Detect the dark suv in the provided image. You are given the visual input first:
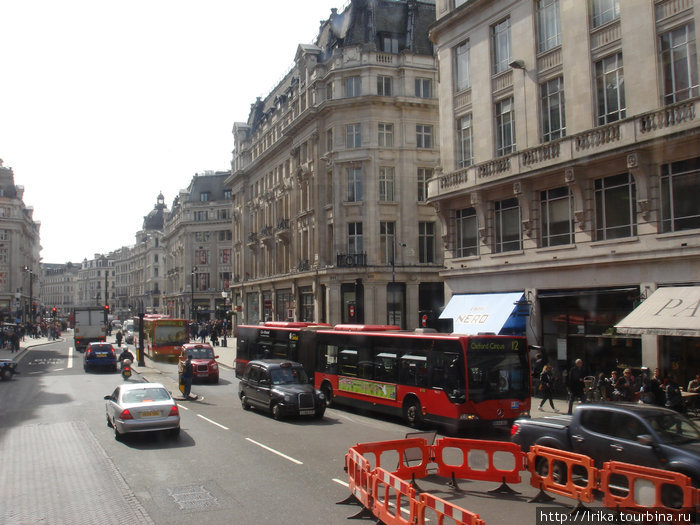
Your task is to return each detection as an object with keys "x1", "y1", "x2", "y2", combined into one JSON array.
[
  {"x1": 239, "y1": 360, "x2": 326, "y2": 420},
  {"x1": 84, "y1": 342, "x2": 118, "y2": 372}
]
